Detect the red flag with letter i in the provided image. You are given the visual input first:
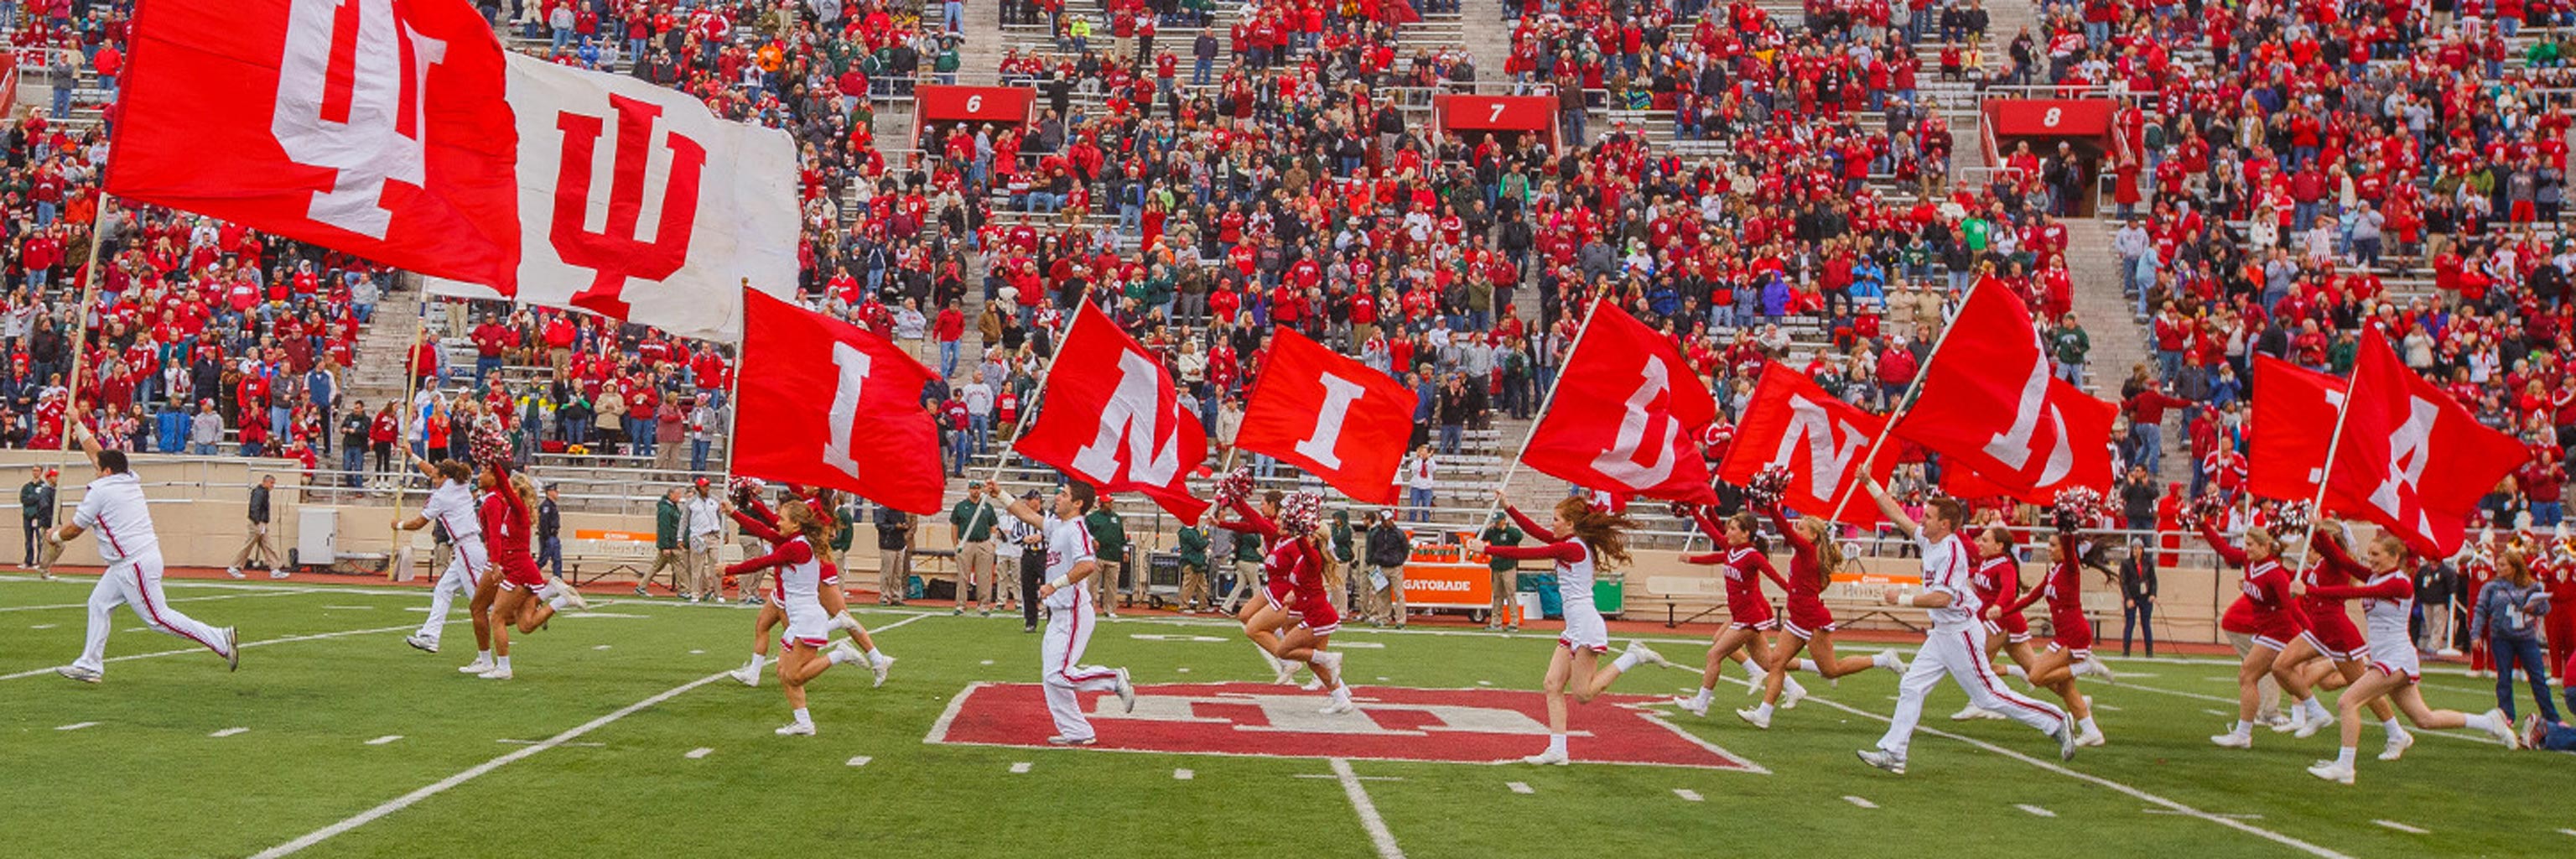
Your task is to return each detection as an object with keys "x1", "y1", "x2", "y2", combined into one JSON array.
[
  {"x1": 1234, "y1": 331, "x2": 1416, "y2": 505},
  {"x1": 732, "y1": 291, "x2": 944, "y2": 514}
]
